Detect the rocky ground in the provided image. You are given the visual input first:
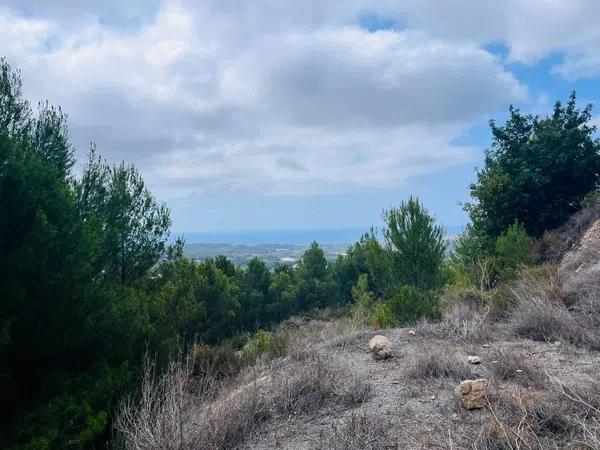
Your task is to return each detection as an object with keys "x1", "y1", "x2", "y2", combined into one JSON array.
[{"x1": 239, "y1": 325, "x2": 600, "y2": 449}]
